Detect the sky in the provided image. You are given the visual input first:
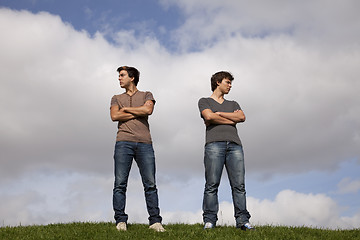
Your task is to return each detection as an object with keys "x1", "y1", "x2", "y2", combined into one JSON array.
[{"x1": 0, "y1": 0, "x2": 359, "y2": 229}]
